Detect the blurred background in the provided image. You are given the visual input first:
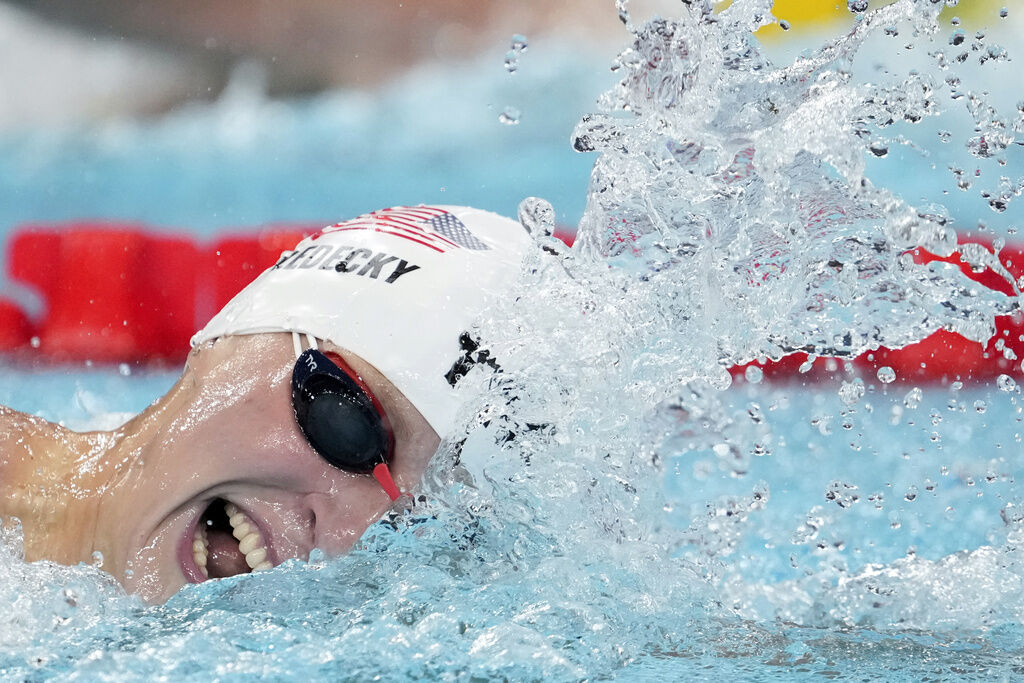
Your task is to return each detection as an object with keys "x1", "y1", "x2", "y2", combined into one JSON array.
[
  {"x1": 0, "y1": 0, "x2": 1016, "y2": 230},
  {"x1": 0, "y1": 0, "x2": 664, "y2": 233}
]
